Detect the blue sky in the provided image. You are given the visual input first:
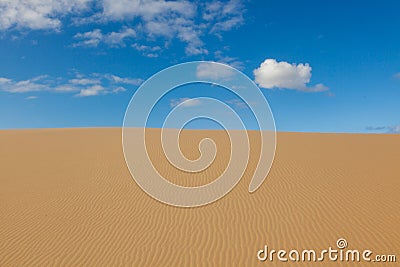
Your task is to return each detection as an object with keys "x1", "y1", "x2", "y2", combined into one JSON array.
[{"x1": 0, "y1": 0, "x2": 399, "y2": 133}]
